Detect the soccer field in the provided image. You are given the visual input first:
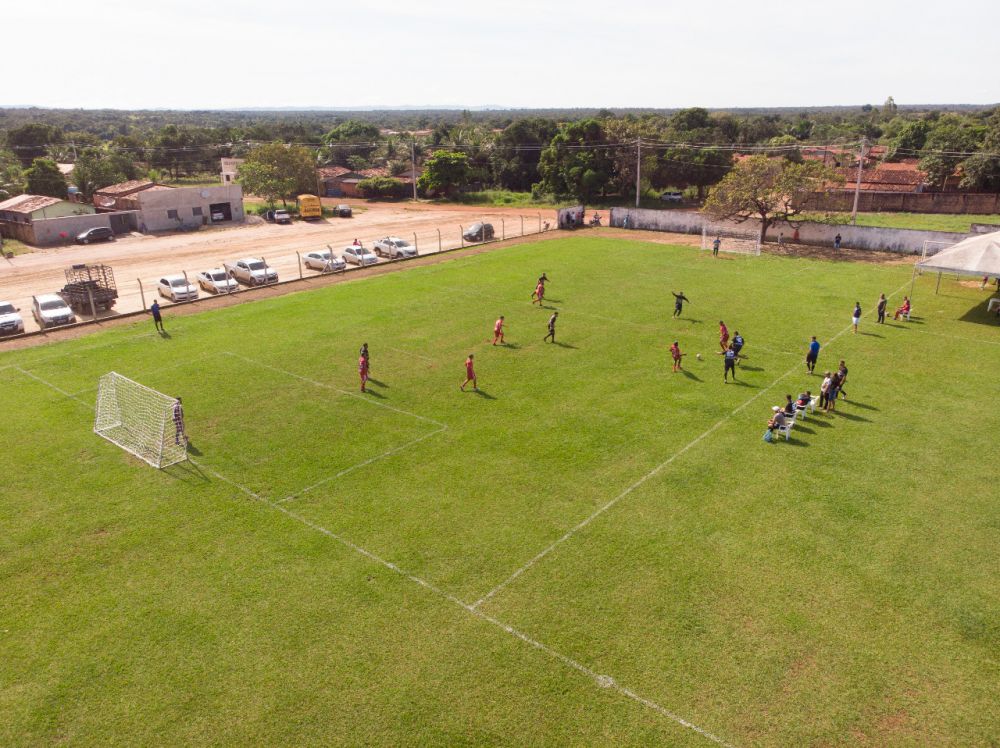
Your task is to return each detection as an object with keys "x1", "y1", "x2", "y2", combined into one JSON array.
[{"x1": 1, "y1": 236, "x2": 998, "y2": 746}]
